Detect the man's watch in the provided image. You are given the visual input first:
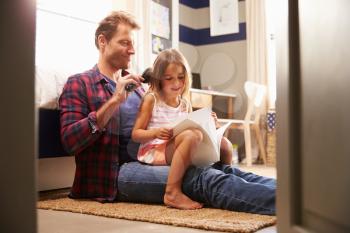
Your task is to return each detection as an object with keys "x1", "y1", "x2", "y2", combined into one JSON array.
[{"x1": 88, "y1": 112, "x2": 100, "y2": 134}]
